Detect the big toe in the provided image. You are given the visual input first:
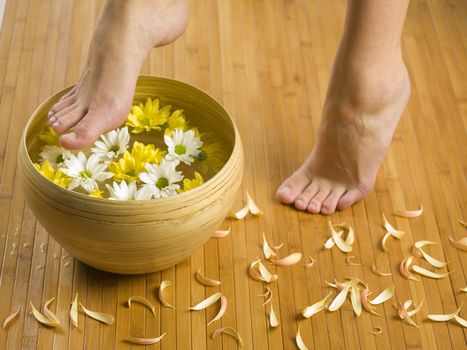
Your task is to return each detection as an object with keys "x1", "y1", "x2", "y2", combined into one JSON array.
[{"x1": 276, "y1": 168, "x2": 311, "y2": 205}]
